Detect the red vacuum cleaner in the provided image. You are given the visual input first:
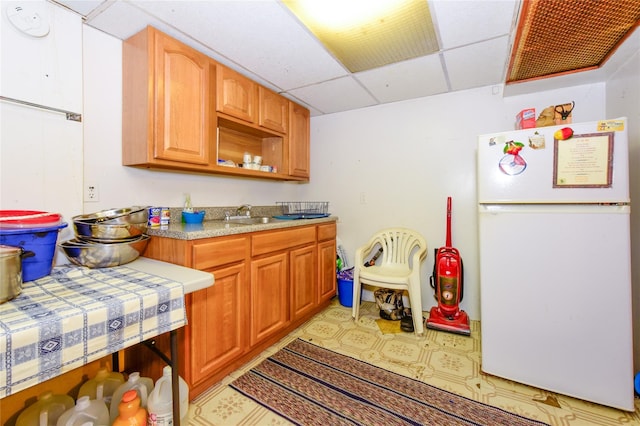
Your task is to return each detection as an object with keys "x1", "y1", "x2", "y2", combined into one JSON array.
[{"x1": 426, "y1": 197, "x2": 471, "y2": 336}]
